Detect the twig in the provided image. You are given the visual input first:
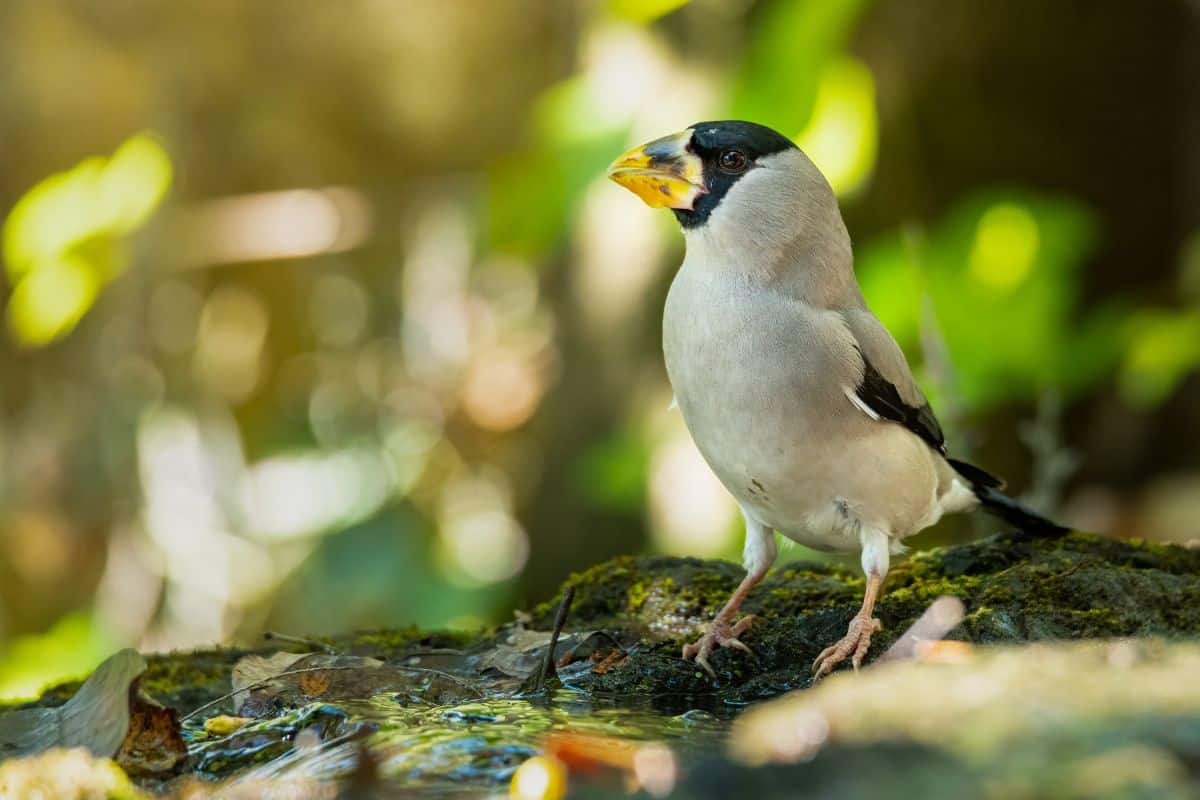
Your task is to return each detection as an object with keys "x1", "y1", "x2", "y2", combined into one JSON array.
[
  {"x1": 182, "y1": 663, "x2": 482, "y2": 723},
  {"x1": 264, "y1": 631, "x2": 338, "y2": 654},
  {"x1": 533, "y1": 587, "x2": 574, "y2": 693},
  {"x1": 182, "y1": 666, "x2": 365, "y2": 722},
  {"x1": 1018, "y1": 391, "x2": 1080, "y2": 515}
]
